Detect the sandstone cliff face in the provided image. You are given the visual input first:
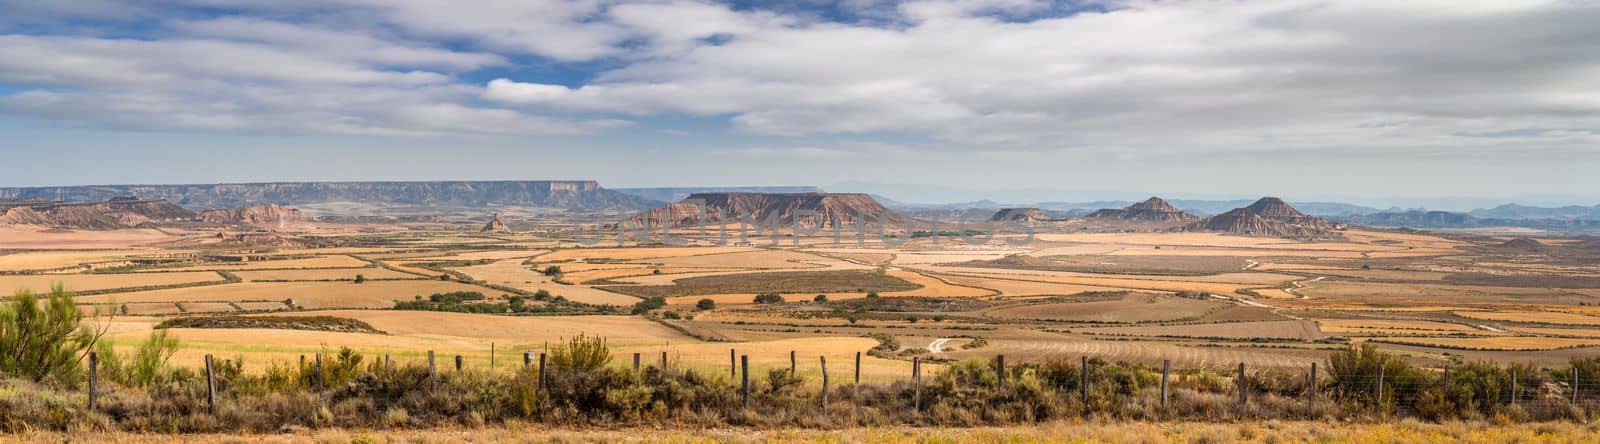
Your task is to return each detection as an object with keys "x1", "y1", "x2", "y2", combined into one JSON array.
[
  {"x1": 0, "y1": 197, "x2": 194, "y2": 229},
  {"x1": 990, "y1": 208, "x2": 1053, "y2": 222},
  {"x1": 1085, "y1": 197, "x2": 1199, "y2": 222},
  {"x1": 199, "y1": 205, "x2": 307, "y2": 225},
  {"x1": 0, "y1": 181, "x2": 658, "y2": 211},
  {"x1": 633, "y1": 193, "x2": 901, "y2": 228},
  {"x1": 1181, "y1": 197, "x2": 1343, "y2": 237}
]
